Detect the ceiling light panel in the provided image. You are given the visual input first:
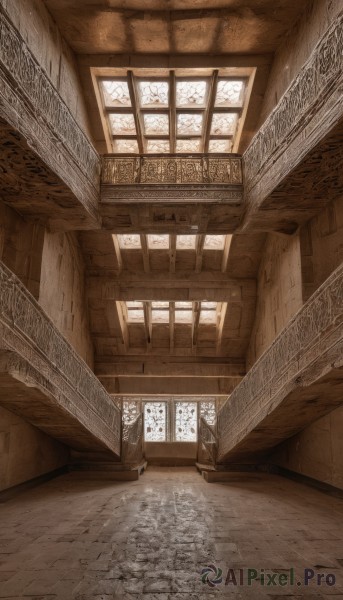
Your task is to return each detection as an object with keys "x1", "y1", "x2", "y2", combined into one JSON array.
[
  {"x1": 200, "y1": 309, "x2": 217, "y2": 324},
  {"x1": 152, "y1": 310, "x2": 169, "y2": 324},
  {"x1": 174, "y1": 310, "x2": 193, "y2": 324},
  {"x1": 208, "y1": 139, "x2": 232, "y2": 153}
]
